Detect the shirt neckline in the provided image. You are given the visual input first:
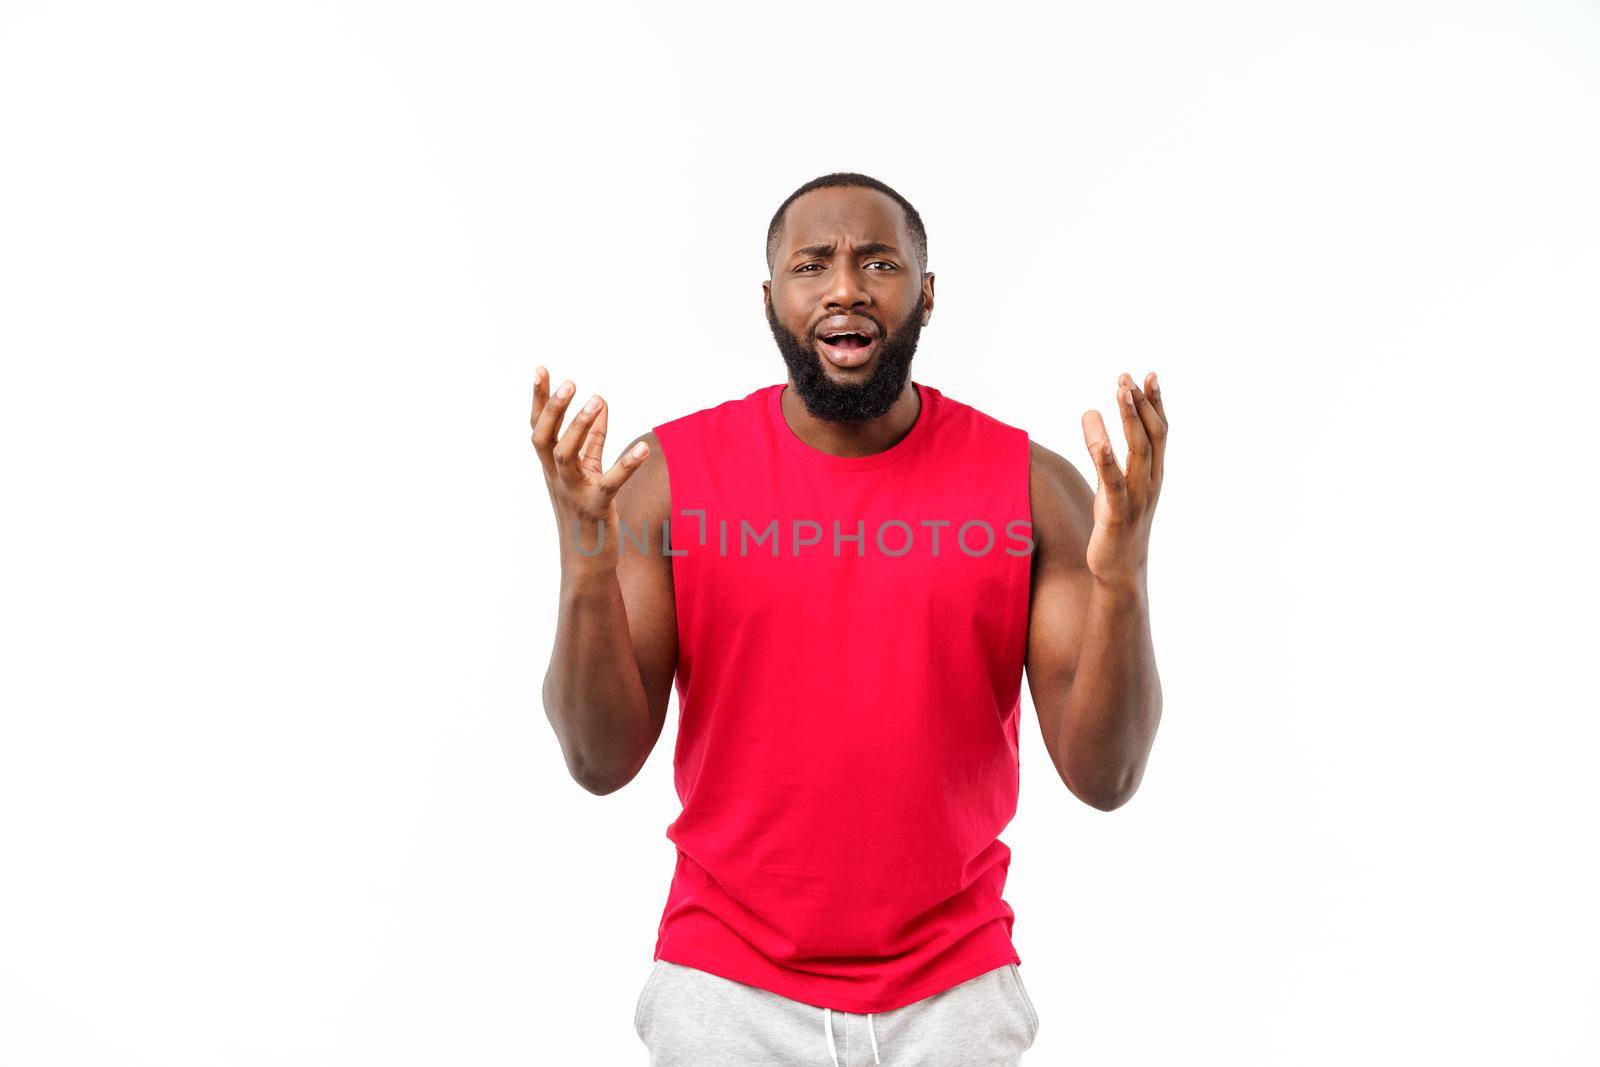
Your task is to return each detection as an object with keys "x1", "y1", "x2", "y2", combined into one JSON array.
[{"x1": 767, "y1": 380, "x2": 938, "y2": 471}]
